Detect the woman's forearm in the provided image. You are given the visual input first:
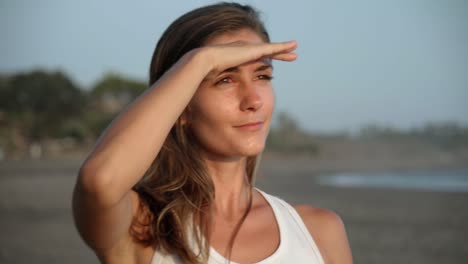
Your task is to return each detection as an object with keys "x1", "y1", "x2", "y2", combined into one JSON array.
[{"x1": 78, "y1": 49, "x2": 211, "y2": 206}]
